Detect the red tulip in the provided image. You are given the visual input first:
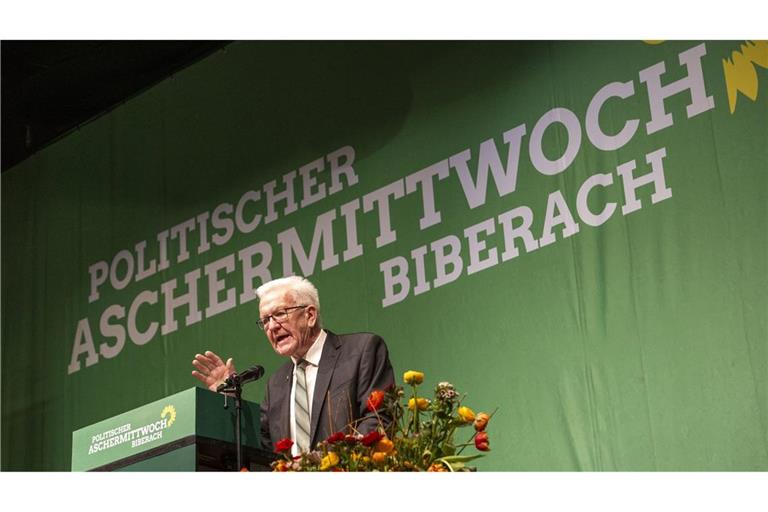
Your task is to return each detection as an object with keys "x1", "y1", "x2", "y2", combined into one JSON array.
[
  {"x1": 274, "y1": 438, "x2": 294, "y2": 453},
  {"x1": 475, "y1": 431, "x2": 490, "y2": 451},
  {"x1": 366, "y1": 389, "x2": 385, "y2": 412},
  {"x1": 325, "y1": 432, "x2": 345, "y2": 444},
  {"x1": 361, "y1": 431, "x2": 384, "y2": 447}
]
